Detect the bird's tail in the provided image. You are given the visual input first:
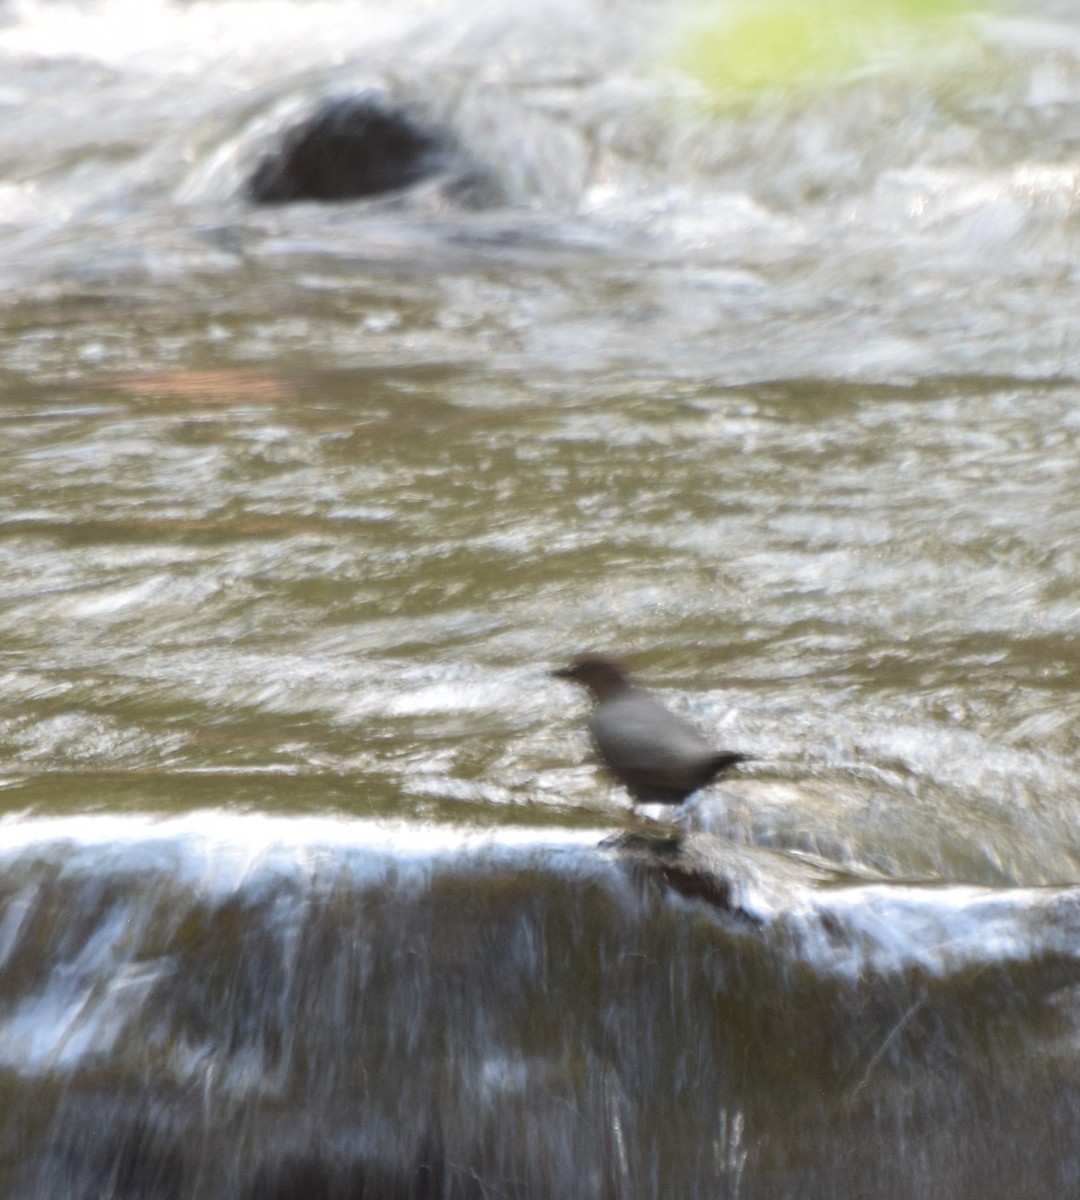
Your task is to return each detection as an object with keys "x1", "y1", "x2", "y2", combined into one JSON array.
[{"x1": 706, "y1": 751, "x2": 754, "y2": 779}]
